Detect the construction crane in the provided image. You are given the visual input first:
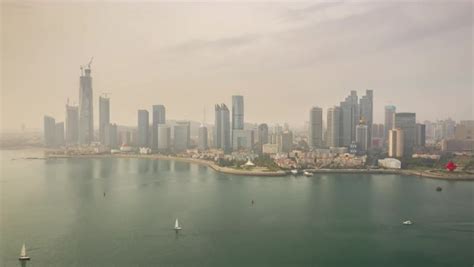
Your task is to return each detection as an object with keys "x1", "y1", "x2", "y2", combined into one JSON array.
[{"x1": 87, "y1": 57, "x2": 94, "y2": 68}]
